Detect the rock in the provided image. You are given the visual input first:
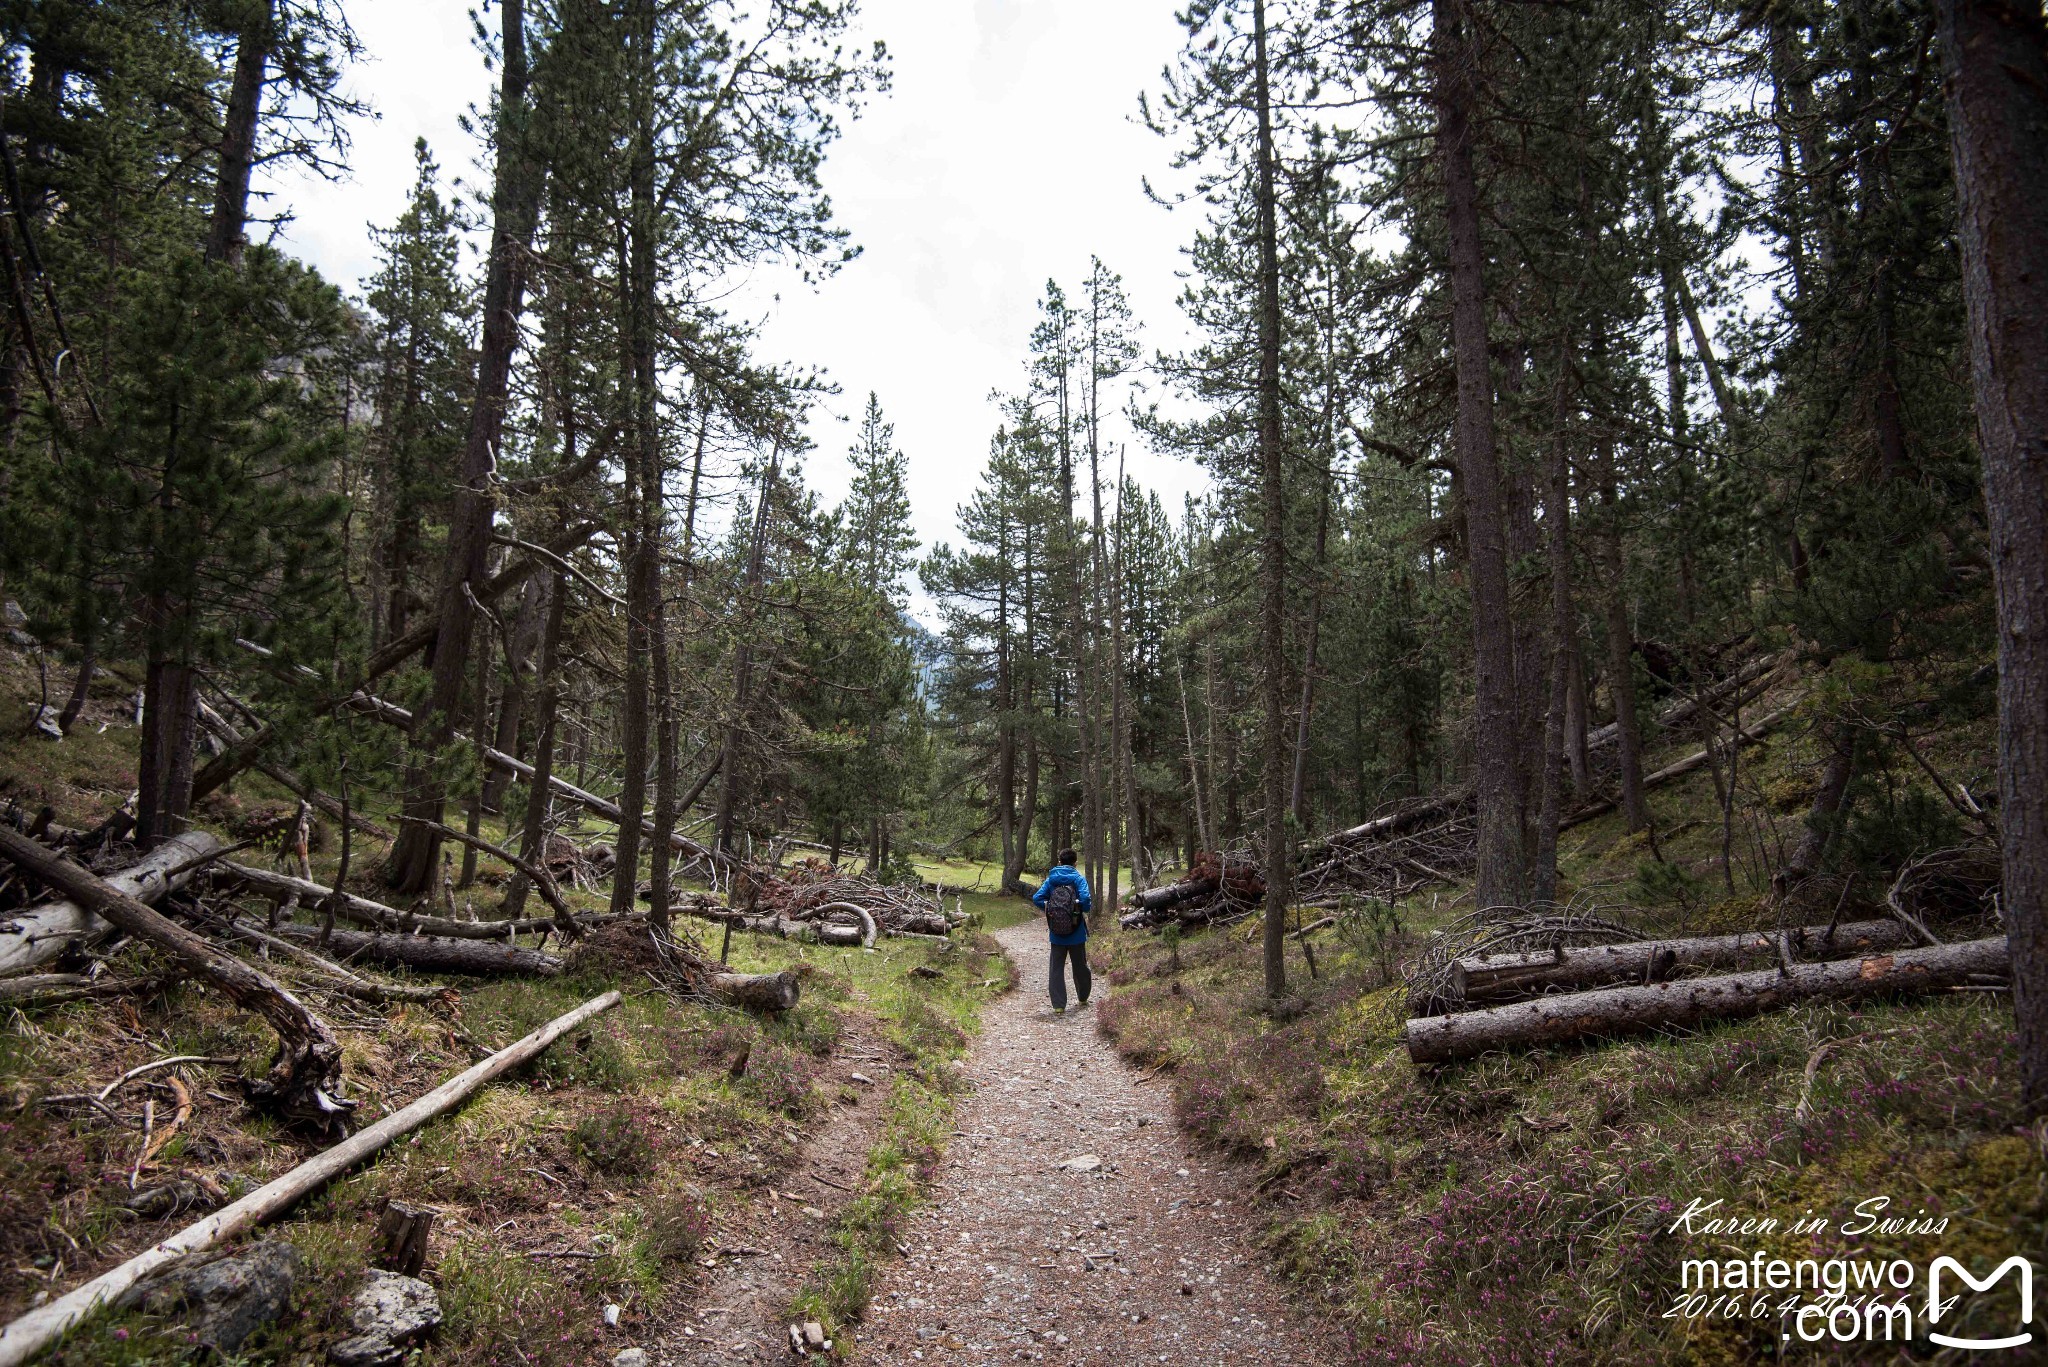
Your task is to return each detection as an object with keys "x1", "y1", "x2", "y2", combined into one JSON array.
[
  {"x1": 1056, "y1": 1154, "x2": 1101, "y2": 1172},
  {"x1": 614, "y1": 1350, "x2": 649, "y2": 1367},
  {"x1": 603, "y1": 1302, "x2": 622, "y2": 1327},
  {"x1": 328, "y1": 1269, "x2": 441, "y2": 1367},
  {"x1": 803, "y1": 1319, "x2": 827, "y2": 1348},
  {"x1": 121, "y1": 1241, "x2": 302, "y2": 1352}
]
